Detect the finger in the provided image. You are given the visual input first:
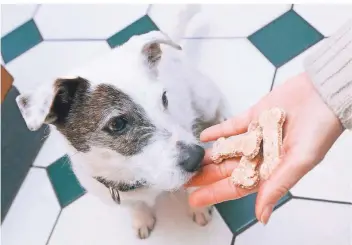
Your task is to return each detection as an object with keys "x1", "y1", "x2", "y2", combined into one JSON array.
[
  {"x1": 189, "y1": 177, "x2": 258, "y2": 207},
  {"x1": 255, "y1": 153, "x2": 315, "y2": 224},
  {"x1": 186, "y1": 159, "x2": 239, "y2": 187},
  {"x1": 200, "y1": 110, "x2": 252, "y2": 142},
  {"x1": 201, "y1": 149, "x2": 214, "y2": 166}
]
